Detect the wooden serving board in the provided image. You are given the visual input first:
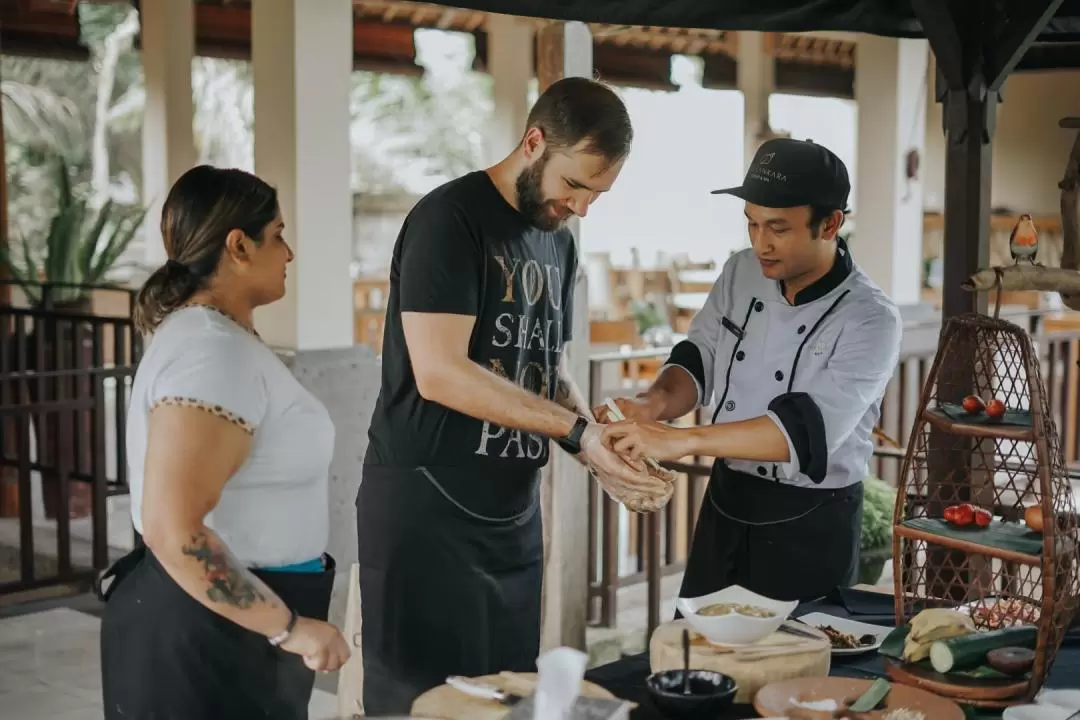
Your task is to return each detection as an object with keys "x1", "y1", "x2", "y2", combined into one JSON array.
[
  {"x1": 410, "y1": 672, "x2": 617, "y2": 720},
  {"x1": 650, "y1": 620, "x2": 831, "y2": 704},
  {"x1": 755, "y1": 676, "x2": 965, "y2": 719}
]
